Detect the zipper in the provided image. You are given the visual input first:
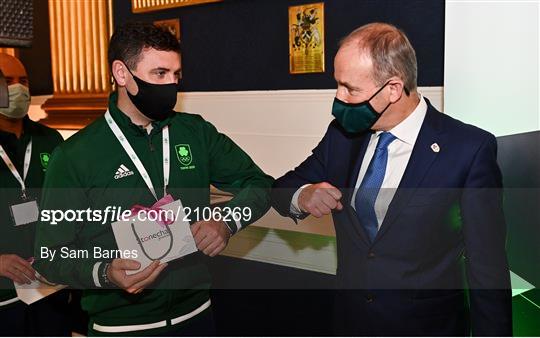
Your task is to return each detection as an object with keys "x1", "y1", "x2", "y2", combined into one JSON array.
[{"x1": 147, "y1": 133, "x2": 154, "y2": 152}]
